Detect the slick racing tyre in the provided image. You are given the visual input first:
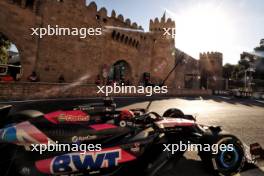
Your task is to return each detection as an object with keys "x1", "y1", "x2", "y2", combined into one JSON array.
[
  {"x1": 0, "y1": 144, "x2": 44, "y2": 176},
  {"x1": 199, "y1": 134, "x2": 245, "y2": 176},
  {"x1": 163, "y1": 108, "x2": 184, "y2": 118}
]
